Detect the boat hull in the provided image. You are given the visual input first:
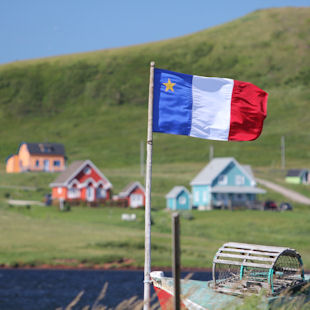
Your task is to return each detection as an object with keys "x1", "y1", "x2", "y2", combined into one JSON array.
[{"x1": 151, "y1": 271, "x2": 310, "y2": 310}]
